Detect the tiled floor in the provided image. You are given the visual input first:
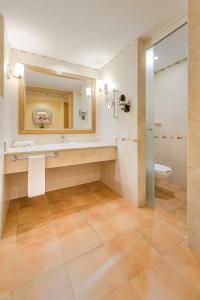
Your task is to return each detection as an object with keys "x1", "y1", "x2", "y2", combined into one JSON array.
[
  {"x1": 155, "y1": 182, "x2": 187, "y2": 237},
  {"x1": 1, "y1": 181, "x2": 200, "y2": 300}
]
